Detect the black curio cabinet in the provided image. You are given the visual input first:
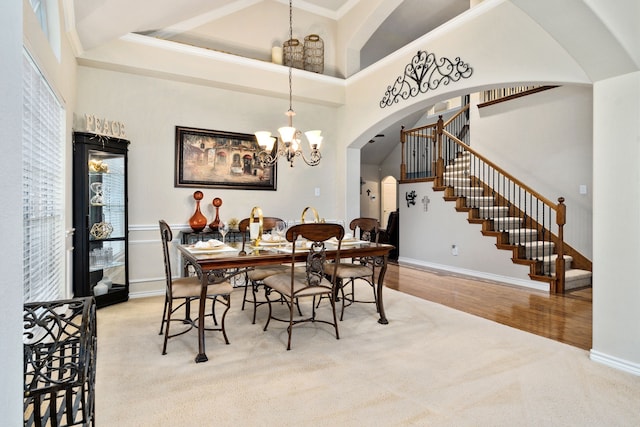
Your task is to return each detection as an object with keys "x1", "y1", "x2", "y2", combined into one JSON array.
[{"x1": 72, "y1": 132, "x2": 129, "y2": 308}]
